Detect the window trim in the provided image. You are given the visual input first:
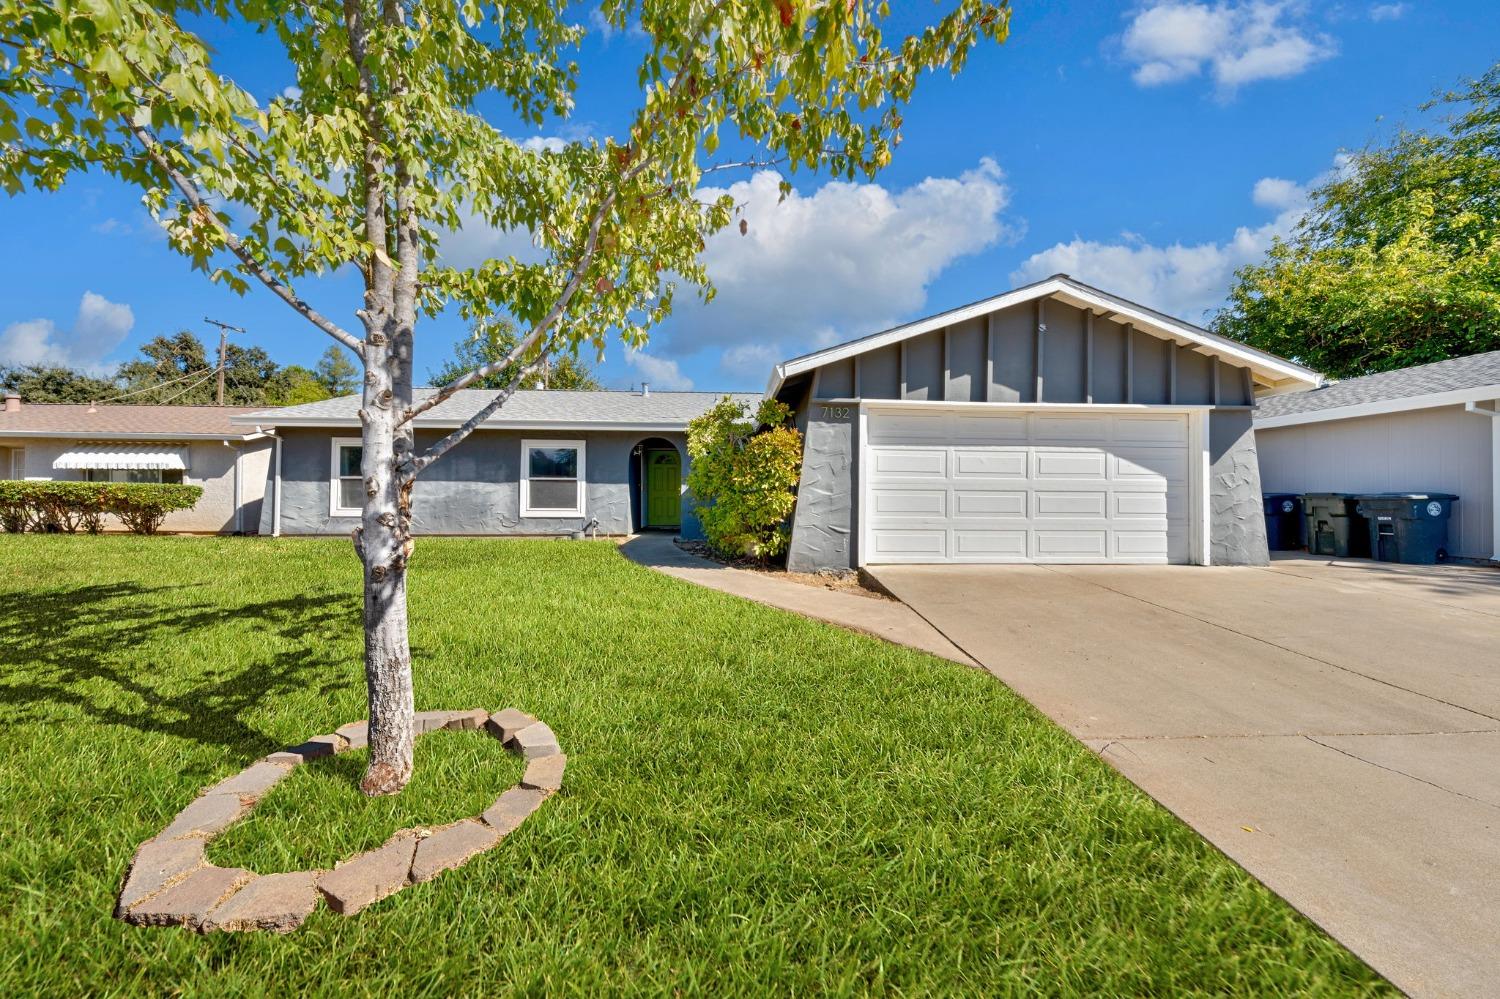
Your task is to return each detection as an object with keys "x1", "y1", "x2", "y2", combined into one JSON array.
[
  {"x1": 520, "y1": 438, "x2": 586, "y2": 519},
  {"x1": 330, "y1": 437, "x2": 364, "y2": 518}
]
